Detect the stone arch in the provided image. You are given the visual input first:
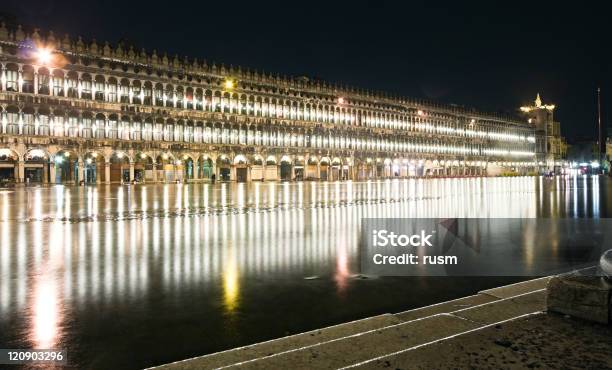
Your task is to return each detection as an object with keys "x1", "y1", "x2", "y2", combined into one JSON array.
[
  {"x1": 0, "y1": 148, "x2": 20, "y2": 183},
  {"x1": 82, "y1": 151, "x2": 106, "y2": 183},
  {"x1": 319, "y1": 157, "x2": 330, "y2": 181},
  {"x1": 197, "y1": 154, "x2": 214, "y2": 180},
  {"x1": 53, "y1": 149, "x2": 78, "y2": 184},
  {"x1": 23, "y1": 148, "x2": 49, "y2": 183},
  {"x1": 155, "y1": 152, "x2": 178, "y2": 183},
  {"x1": 216, "y1": 154, "x2": 232, "y2": 181},
  {"x1": 133, "y1": 152, "x2": 154, "y2": 182},
  {"x1": 109, "y1": 151, "x2": 130, "y2": 182}
]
